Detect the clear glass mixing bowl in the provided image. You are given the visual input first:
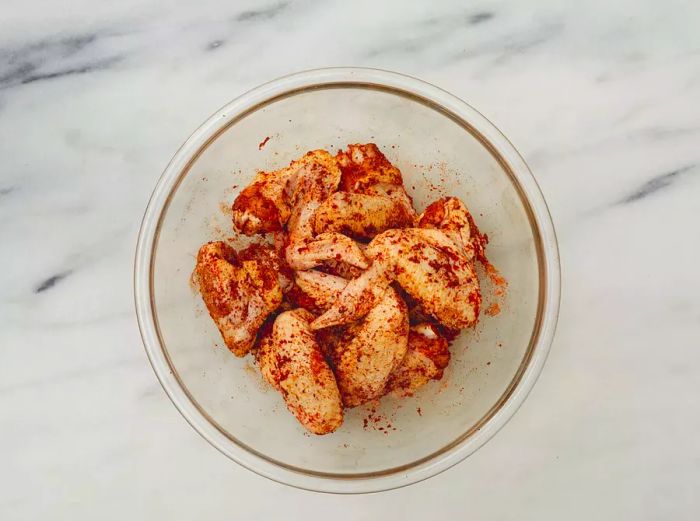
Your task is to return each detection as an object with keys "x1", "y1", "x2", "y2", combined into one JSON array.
[{"x1": 134, "y1": 68, "x2": 560, "y2": 493}]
